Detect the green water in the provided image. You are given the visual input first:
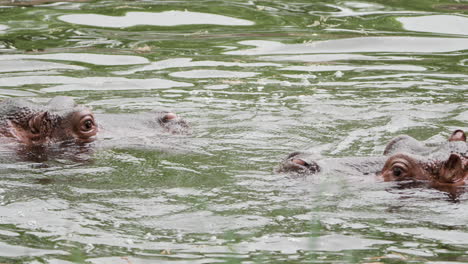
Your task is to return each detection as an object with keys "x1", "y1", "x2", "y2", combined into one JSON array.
[{"x1": 0, "y1": 0, "x2": 467, "y2": 263}]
